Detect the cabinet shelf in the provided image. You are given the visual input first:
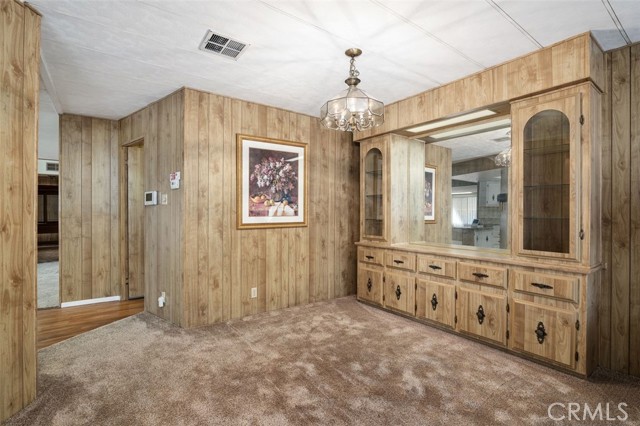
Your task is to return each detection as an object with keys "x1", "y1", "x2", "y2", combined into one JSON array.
[
  {"x1": 365, "y1": 170, "x2": 383, "y2": 176},
  {"x1": 523, "y1": 144, "x2": 569, "y2": 156},
  {"x1": 523, "y1": 184, "x2": 569, "y2": 189}
]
